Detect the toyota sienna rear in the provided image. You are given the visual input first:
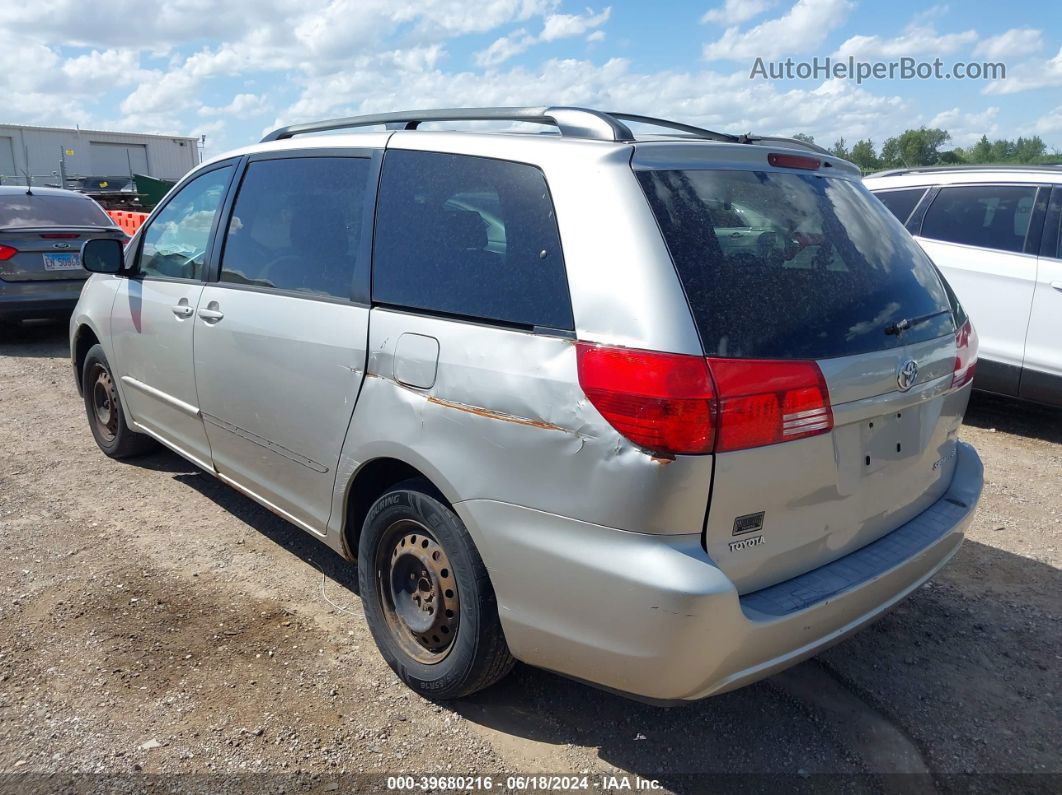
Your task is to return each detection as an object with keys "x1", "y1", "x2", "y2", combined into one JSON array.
[{"x1": 71, "y1": 107, "x2": 983, "y2": 702}]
